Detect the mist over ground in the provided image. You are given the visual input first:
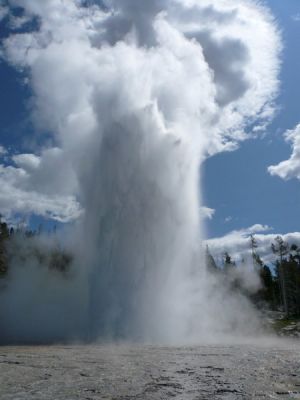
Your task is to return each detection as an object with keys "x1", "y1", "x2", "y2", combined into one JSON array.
[{"x1": 0, "y1": 0, "x2": 281, "y2": 344}]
